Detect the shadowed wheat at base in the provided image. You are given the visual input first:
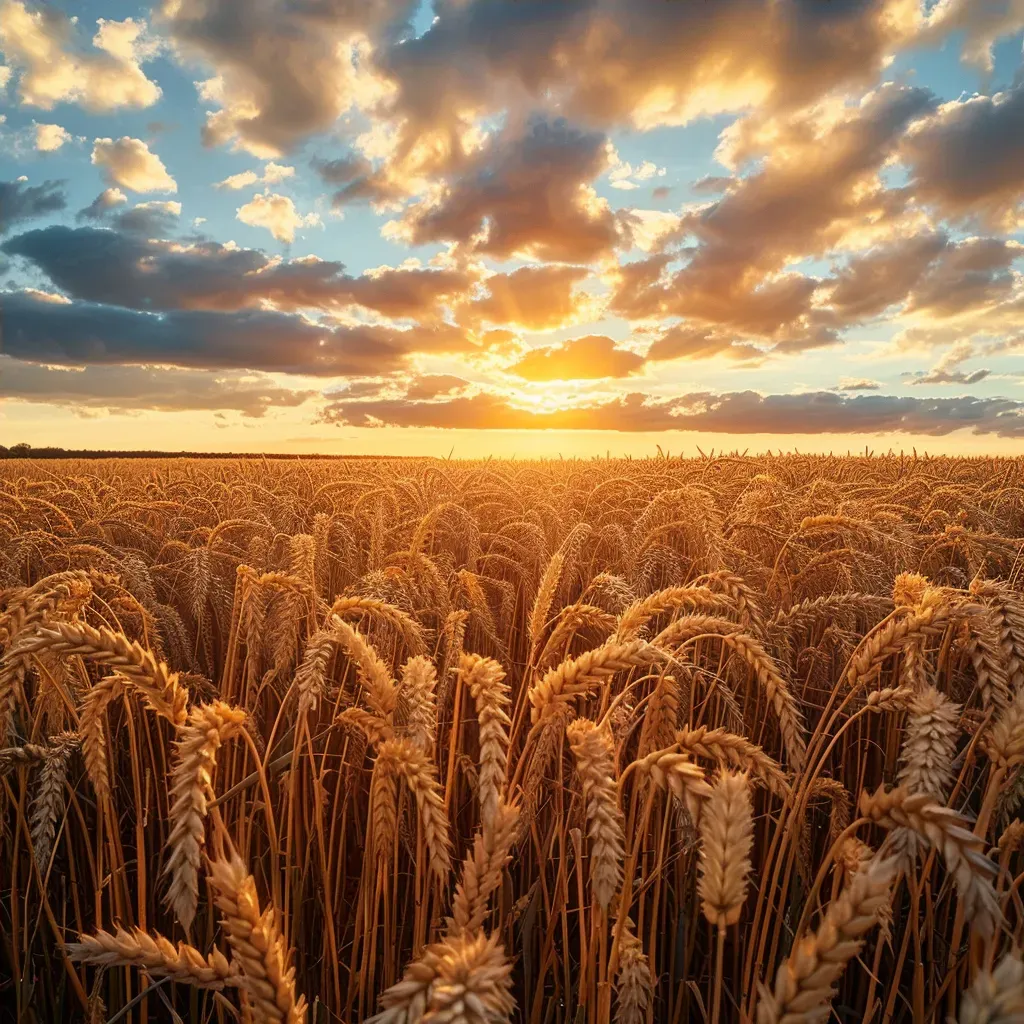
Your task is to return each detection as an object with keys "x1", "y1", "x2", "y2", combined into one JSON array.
[{"x1": 0, "y1": 454, "x2": 1022, "y2": 1023}]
